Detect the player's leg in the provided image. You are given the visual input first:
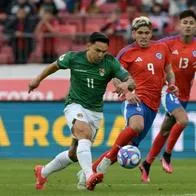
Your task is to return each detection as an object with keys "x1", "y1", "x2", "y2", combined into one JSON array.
[
  {"x1": 77, "y1": 149, "x2": 115, "y2": 190},
  {"x1": 95, "y1": 102, "x2": 144, "y2": 175},
  {"x1": 161, "y1": 105, "x2": 188, "y2": 173},
  {"x1": 73, "y1": 120, "x2": 103, "y2": 191},
  {"x1": 160, "y1": 93, "x2": 188, "y2": 173},
  {"x1": 69, "y1": 104, "x2": 103, "y2": 191},
  {"x1": 42, "y1": 139, "x2": 78, "y2": 177},
  {"x1": 129, "y1": 105, "x2": 157, "y2": 183},
  {"x1": 34, "y1": 139, "x2": 78, "y2": 189},
  {"x1": 139, "y1": 114, "x2": 175, "y2": 183},
  {"x1": 93, "y1": 150, "x2": 113, "y2": 172},
  {"x1": 141, "y1": 92, "x2": 187, "y2": 180},
  {"x1": 34, "y1": 103, "x2": 82, "y2": 190}
]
